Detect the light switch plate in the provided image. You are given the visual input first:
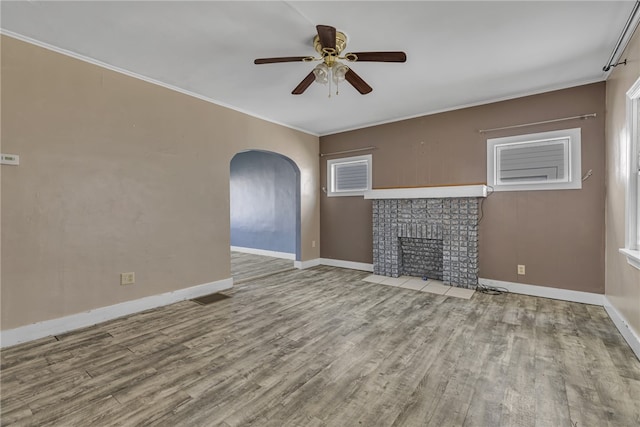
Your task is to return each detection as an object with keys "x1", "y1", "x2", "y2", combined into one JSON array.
[{"x1": 1, "y1": 154, "x2": 19, "y2": 165}]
